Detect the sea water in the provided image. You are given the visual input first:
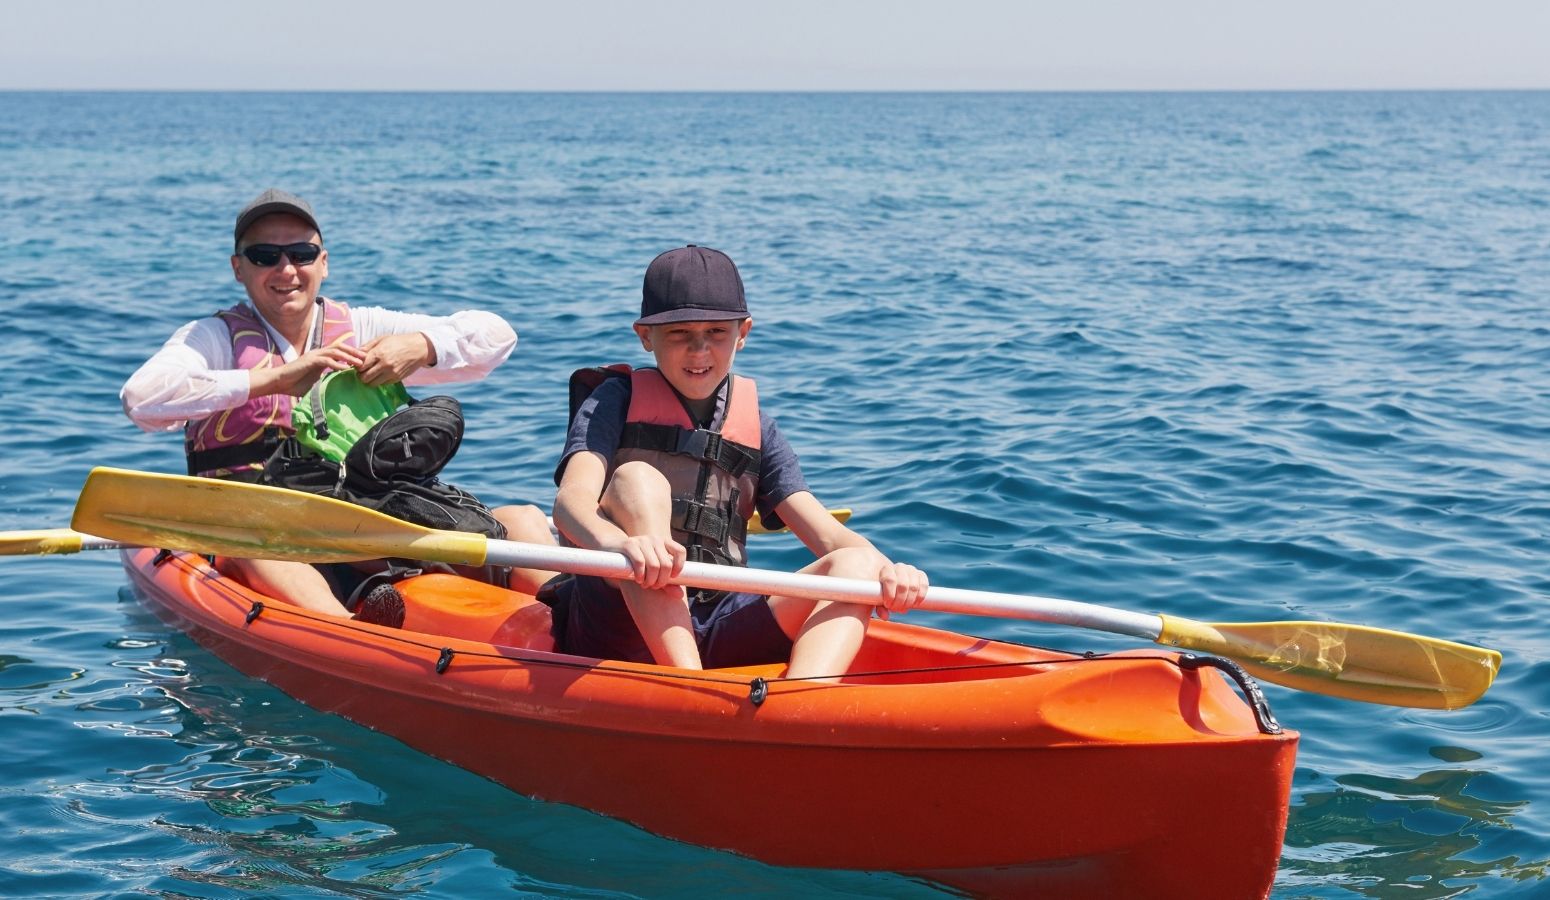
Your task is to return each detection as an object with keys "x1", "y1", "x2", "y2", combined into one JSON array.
[{"x1": 1, "y1": 91, "x2": 1546, "y2": 897}]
